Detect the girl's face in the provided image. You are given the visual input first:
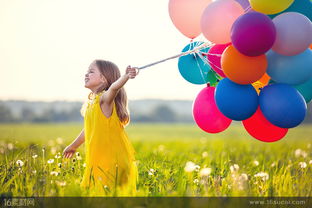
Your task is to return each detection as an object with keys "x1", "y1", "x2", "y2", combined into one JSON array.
[{"x1": 84, "y1": 61, "x2": 107, "y2": 92}]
